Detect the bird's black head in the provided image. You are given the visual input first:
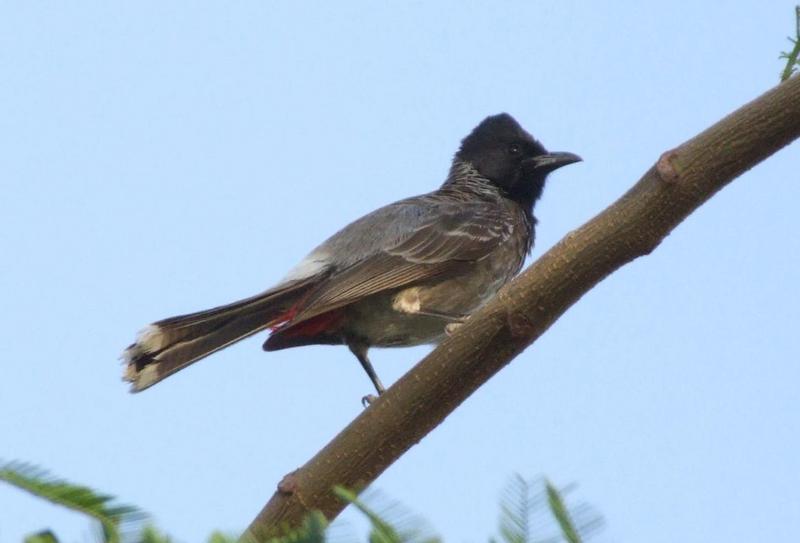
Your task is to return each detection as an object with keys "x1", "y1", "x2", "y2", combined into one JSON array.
[{"x1": 456, "y1": 113, "x2": 581, "y2": 208}]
